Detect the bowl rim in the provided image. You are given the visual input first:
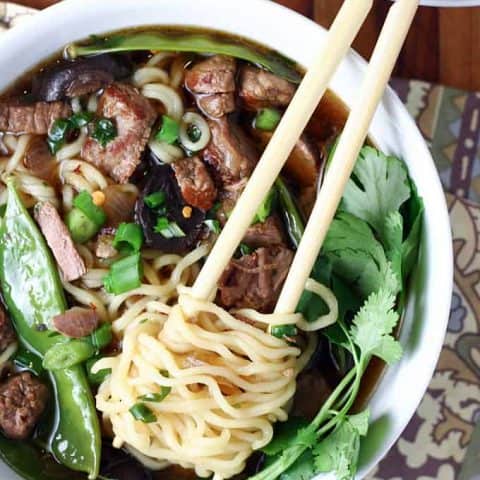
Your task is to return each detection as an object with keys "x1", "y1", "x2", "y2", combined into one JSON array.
[{"x1": 0, "y1": 1, "x2": 453, "y2": 479}]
